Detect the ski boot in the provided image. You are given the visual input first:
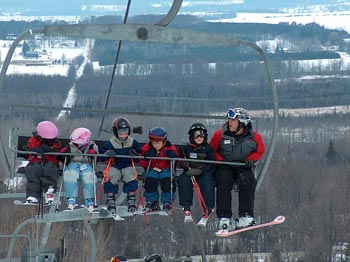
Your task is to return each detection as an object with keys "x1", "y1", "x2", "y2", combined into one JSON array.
[
  {"x1": 144, "y1": 201, "x2": 160, "y2": 212},
  {"x1": 183, "y1": 207, "x2": 193, "y2": 223},
  {"x1": 25, "y1": 196, "x2": 39, "y2": 204},
  {"x1": 197, "y1": 208, "x2": 212, "y2": 227},
  {"x1": 162, "y1": 203, "x2": 171, "y2": 213},
  {"x1": 219, "y1": 218, "x2": 235, "y2": 231},
  {"x1": 85, "y1": 198, "x2": 95, "y2": 212},
  {"x1": 106, "y1": 193, "x2": 117, "y2": 215},
  {"x1": 44, "y1": 186, "x2": 55, "y2": 204},
  {"x1": 127, "y1": 192, "x2": 137, "y2": 213},
  {"x1": 67, "y1": 197, "x2": 78, "y2": 210},
  {"x1": 235, "y1": 214, "x2": 256, "y2": 229}
]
